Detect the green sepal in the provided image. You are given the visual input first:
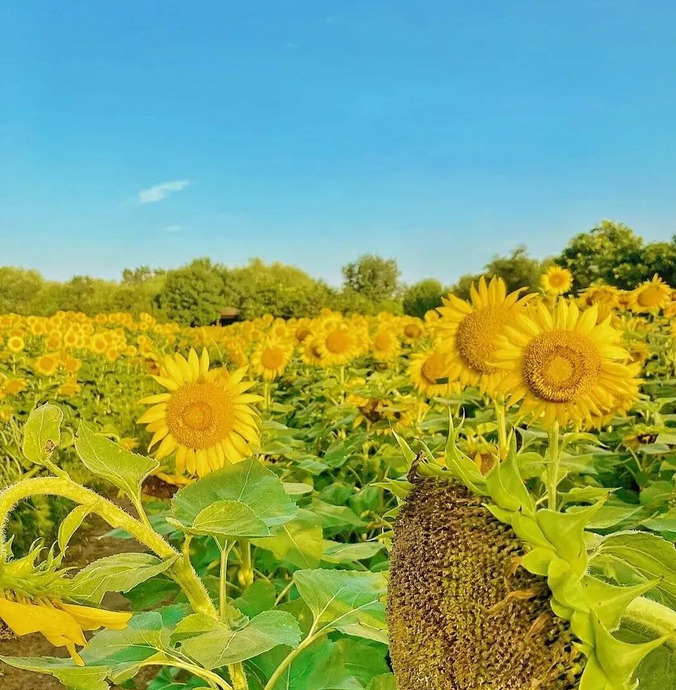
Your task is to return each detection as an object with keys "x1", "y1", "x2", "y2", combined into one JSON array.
[
  {"x1": 485, "y1": 453, "x2": 534, "y2": 515},
  {"x1": 520, "y1": 546, "x2": 556, "y2": 576},
  {"x1": 582, "y1": 576, "x2": 661, "y2": 631},
  {"x1": 592, "y1": 614, "x2": 669, "y2": 687},
  {"x1": 537, "y1": 501, "x2": 606, "y2": 574},
  {"x1": 443, "y1": 413, "x2": 488, "y2": 496}
]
